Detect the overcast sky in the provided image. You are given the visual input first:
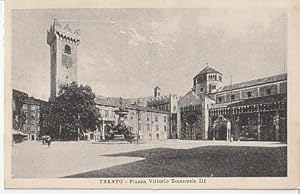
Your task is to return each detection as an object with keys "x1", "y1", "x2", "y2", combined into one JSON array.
[{"x1": 12, "y1": 9, "x2": 286, "y2": 100}]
